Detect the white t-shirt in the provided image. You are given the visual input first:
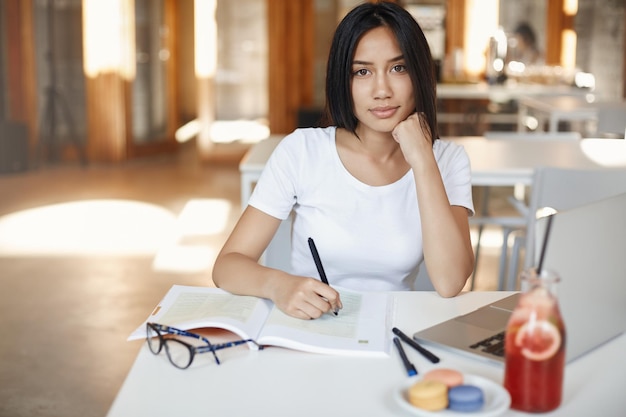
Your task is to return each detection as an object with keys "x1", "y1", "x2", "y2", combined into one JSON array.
[{"x1": 249, "y1": 127, "x2": 474, "y2": 291}]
